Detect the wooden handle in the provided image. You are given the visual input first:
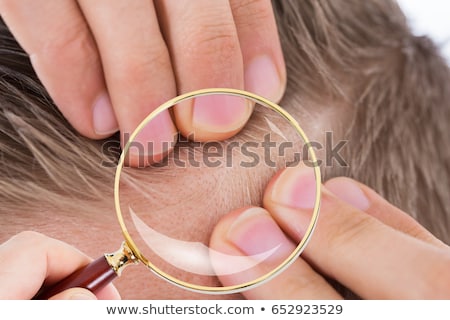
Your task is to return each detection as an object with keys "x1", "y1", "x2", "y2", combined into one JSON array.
[{"x1": 34, "y1": 255, "x2": 117, "y2": 300}]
